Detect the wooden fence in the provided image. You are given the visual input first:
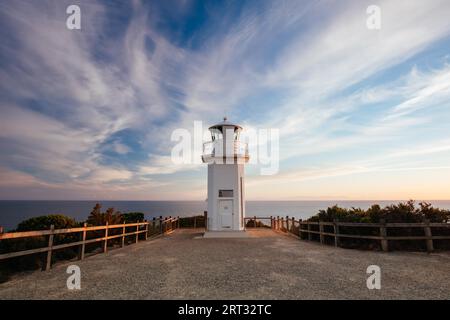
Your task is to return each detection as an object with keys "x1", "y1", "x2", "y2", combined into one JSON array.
[
  {"x1": 0, "y1": 216, "x2": 181, "y2": 270},
  {"x1": 245, "y1": 215, "x2": 450, "y2": 252},
  {"x1": 178, "y1": 214, "x2": 207, "y2": 229},
  {"x1": 3, "y1": 213, "x2": 449, "y2": 270}
]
